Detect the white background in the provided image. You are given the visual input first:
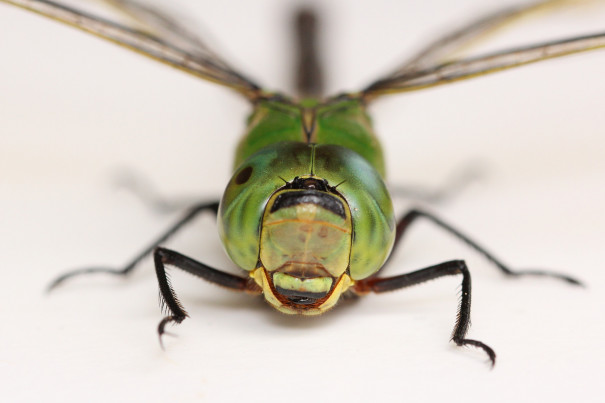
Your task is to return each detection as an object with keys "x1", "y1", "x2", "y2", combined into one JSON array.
[{"x1": 1, "y1": 0, "x2": 604, "y2": 402}]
